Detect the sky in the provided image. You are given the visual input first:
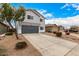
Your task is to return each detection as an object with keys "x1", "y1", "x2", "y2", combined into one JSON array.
[{"x1": 11, "y1": 3, "x2": 79, "y2": 28}]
